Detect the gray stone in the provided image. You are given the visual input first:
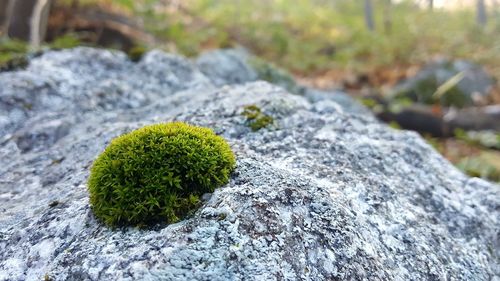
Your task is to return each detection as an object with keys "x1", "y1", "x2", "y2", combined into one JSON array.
[
  {"x1": 12, "y1": 115, "x2": 72, "y2": 153},
  {"x1": 304, "y1": 88, "x2": 372, "y2": 116},
  {"x1": 196, "y1": 48, "x2": 303, "y2": 95},
  {"x1": 393, "y1": 58, "x2": 495, "y2": 107},
  {"x1": 0, "y1": 48, "x2": 498, "y2": 280},
  {"x1": 0, "y1": 48, "x2": 211, "y2": 137},
  {"x1": 196, "y1": 48, "x2": 258, "y2": 86}
]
